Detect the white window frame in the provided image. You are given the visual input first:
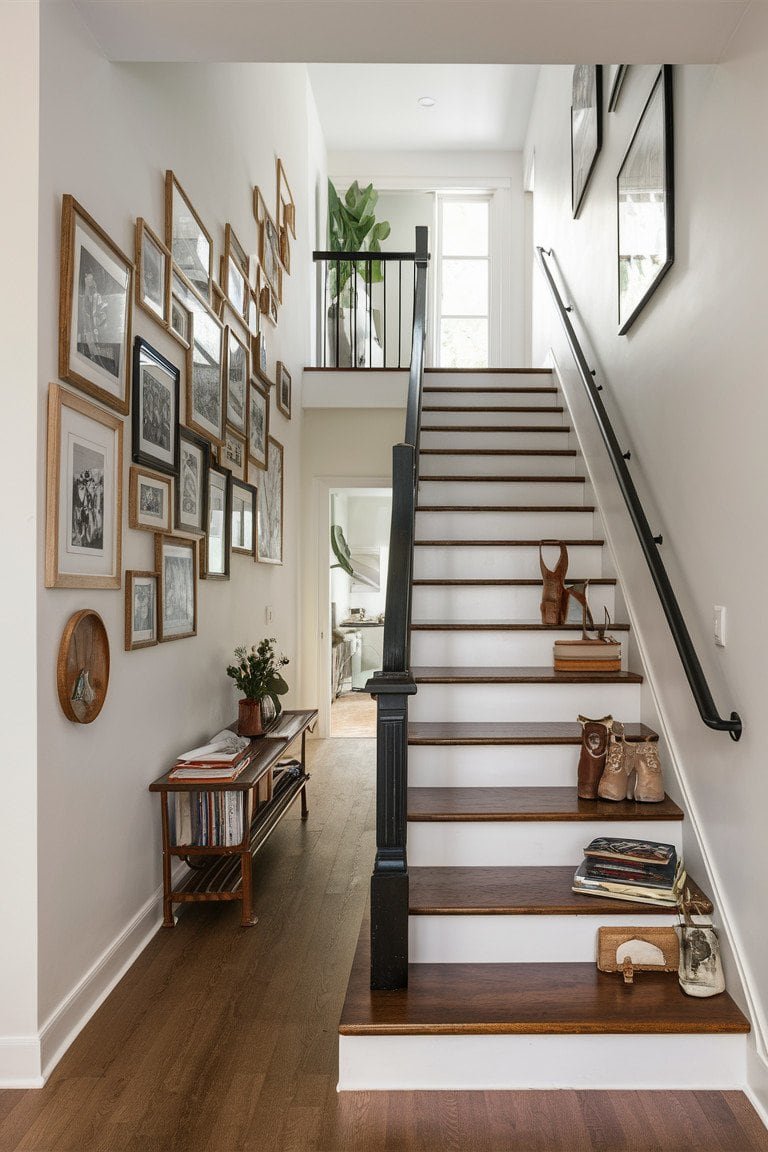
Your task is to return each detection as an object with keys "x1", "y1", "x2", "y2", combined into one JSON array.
[{"x1": 434, "y1": 192, "x2": 497, "y2": 368}]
